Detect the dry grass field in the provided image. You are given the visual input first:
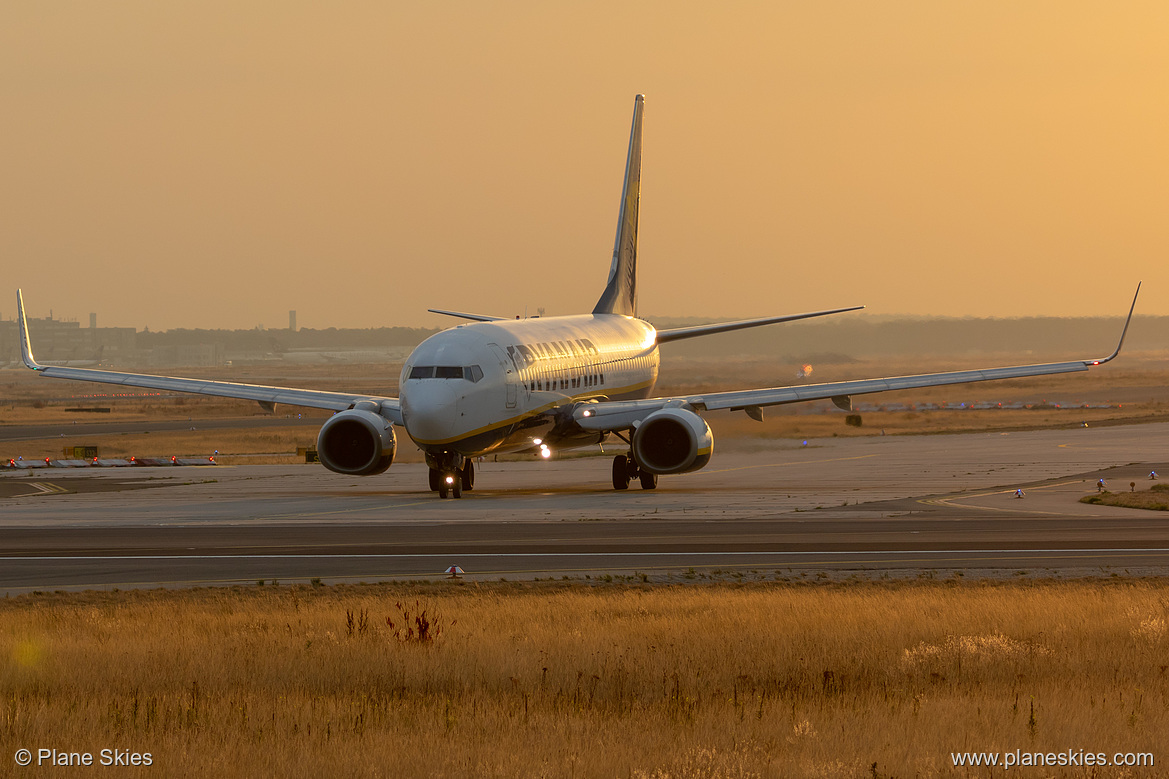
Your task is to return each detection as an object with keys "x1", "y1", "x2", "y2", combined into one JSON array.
[
  {"x1": 2, "y1": 580, "x2": 1167, "y2": 777},
  {"x1": 1082, "y1": 483, "x2": 1169, "y2": 512}
]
